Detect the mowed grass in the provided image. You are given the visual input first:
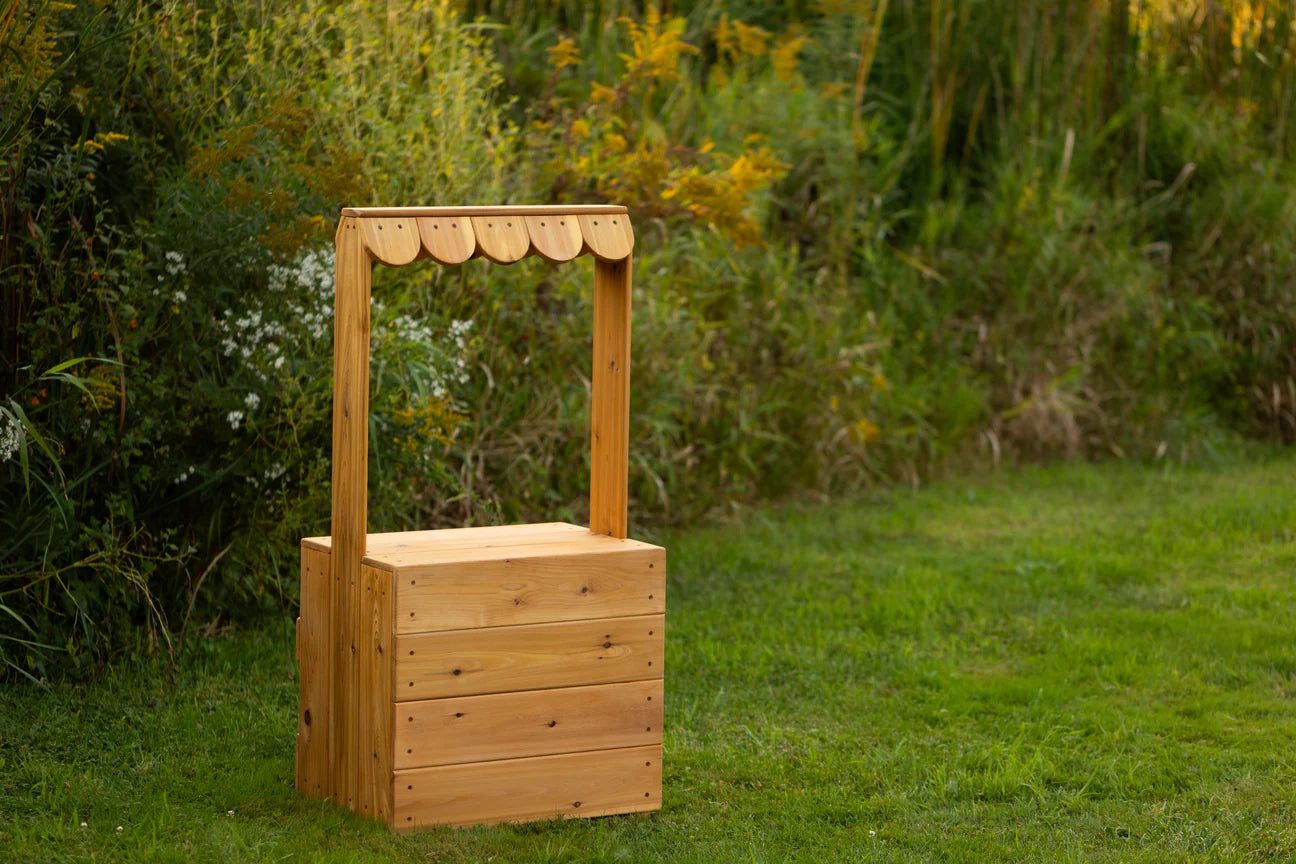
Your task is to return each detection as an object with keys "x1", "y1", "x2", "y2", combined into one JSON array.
[{"x1": 2, "y1": 451, "x2": 1295, "y2": 862}]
